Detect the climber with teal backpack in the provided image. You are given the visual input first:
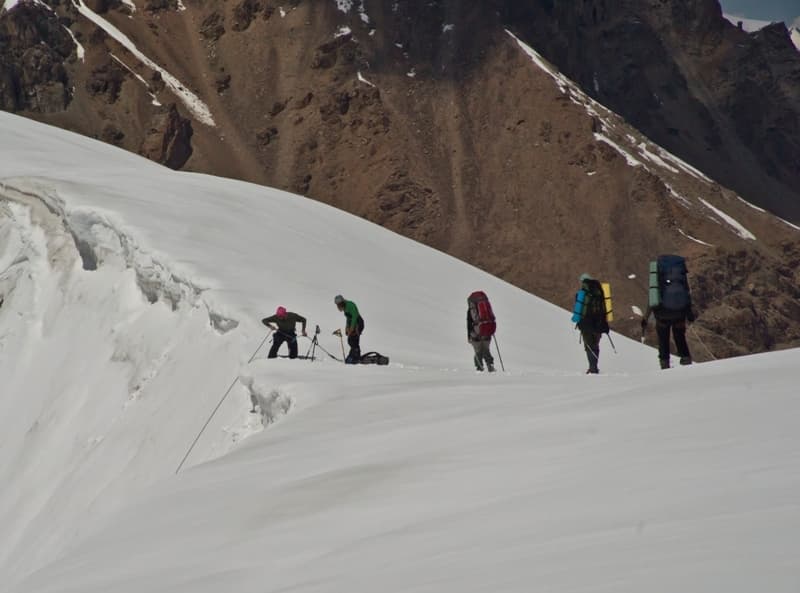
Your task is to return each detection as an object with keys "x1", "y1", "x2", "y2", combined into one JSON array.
[{"x1": 571, "y1": 273, "x2": 610, "y2": 374}]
